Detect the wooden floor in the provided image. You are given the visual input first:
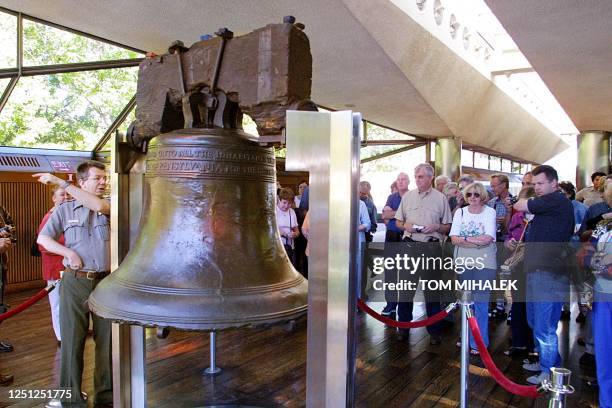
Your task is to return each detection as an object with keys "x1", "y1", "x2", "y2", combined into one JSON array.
[{"x1": 0, "y1": 289, "x2": 600, "y2": 407}]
